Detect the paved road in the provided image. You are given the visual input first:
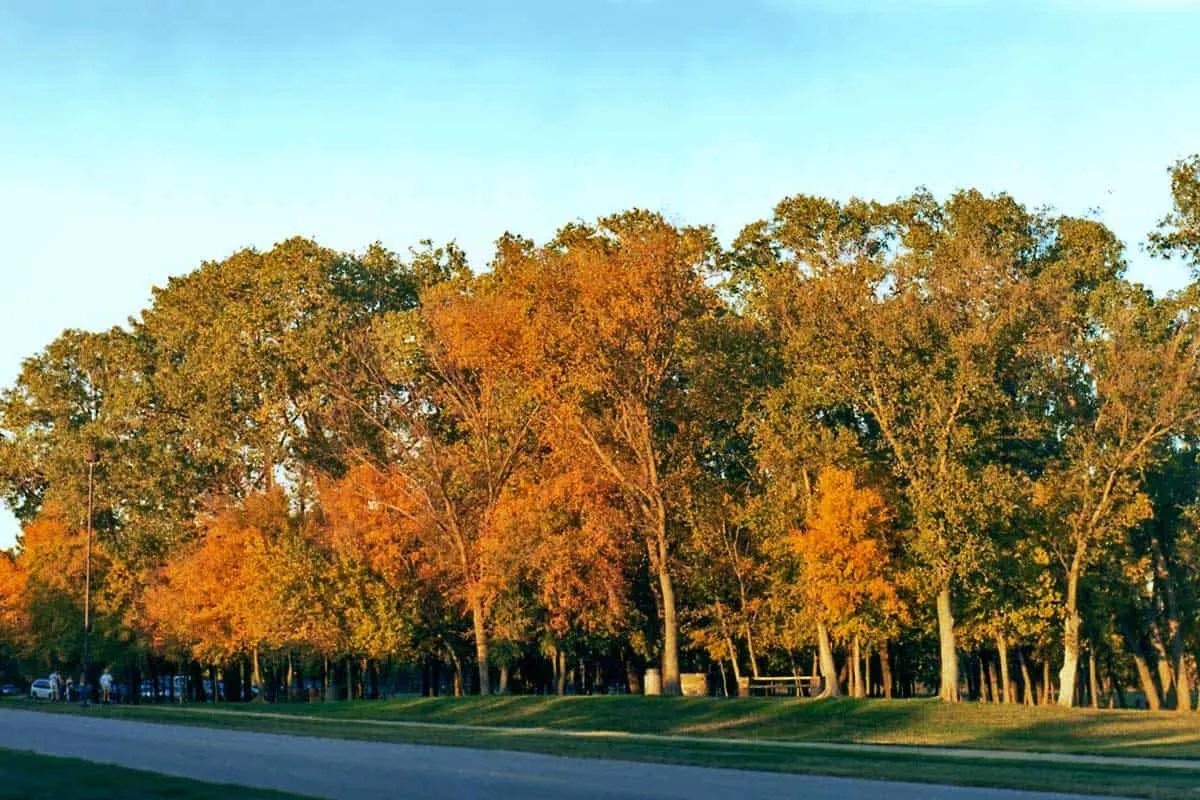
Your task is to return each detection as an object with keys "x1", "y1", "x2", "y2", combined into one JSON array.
[{"x1": 0, "y1": 708, "x2": 1115, "y2": 800}]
